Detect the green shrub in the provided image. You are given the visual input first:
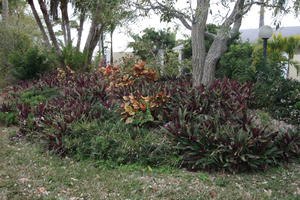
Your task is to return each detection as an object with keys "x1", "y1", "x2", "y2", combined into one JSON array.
[
  {"x1": 62, "y1": 119, "x2": 178, "y2": 167},
  {"x1": 251, "y1": 45, "x2": 286, "y2": 82},
  {"x1": 59, "y1": 45, "x2": 87, "y2": 70},
  {"x1": 0, "y1": 25, "x2": 32, "y2": 86},
  {"x1": 0, "y1": 111, "x2": 18, "y2": 126},
  {"x1": 295, "y1": 101, "x2": 300, "y2": 110},
  {"x1": 217, "y1": 43, "x2": 255, "y2": 82},
  {"x1": 18, "y1": 87, "x2": 59, "y2": 106},
  {"x1": 9, "y1": 46, "x2": 53, "y2": 80},
  {"x1": 0, "y1": 87, "x2": 59, "y2": 126},
  {"x1": 253, "y1": 78, "x2": 300, "y2": 125}
]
